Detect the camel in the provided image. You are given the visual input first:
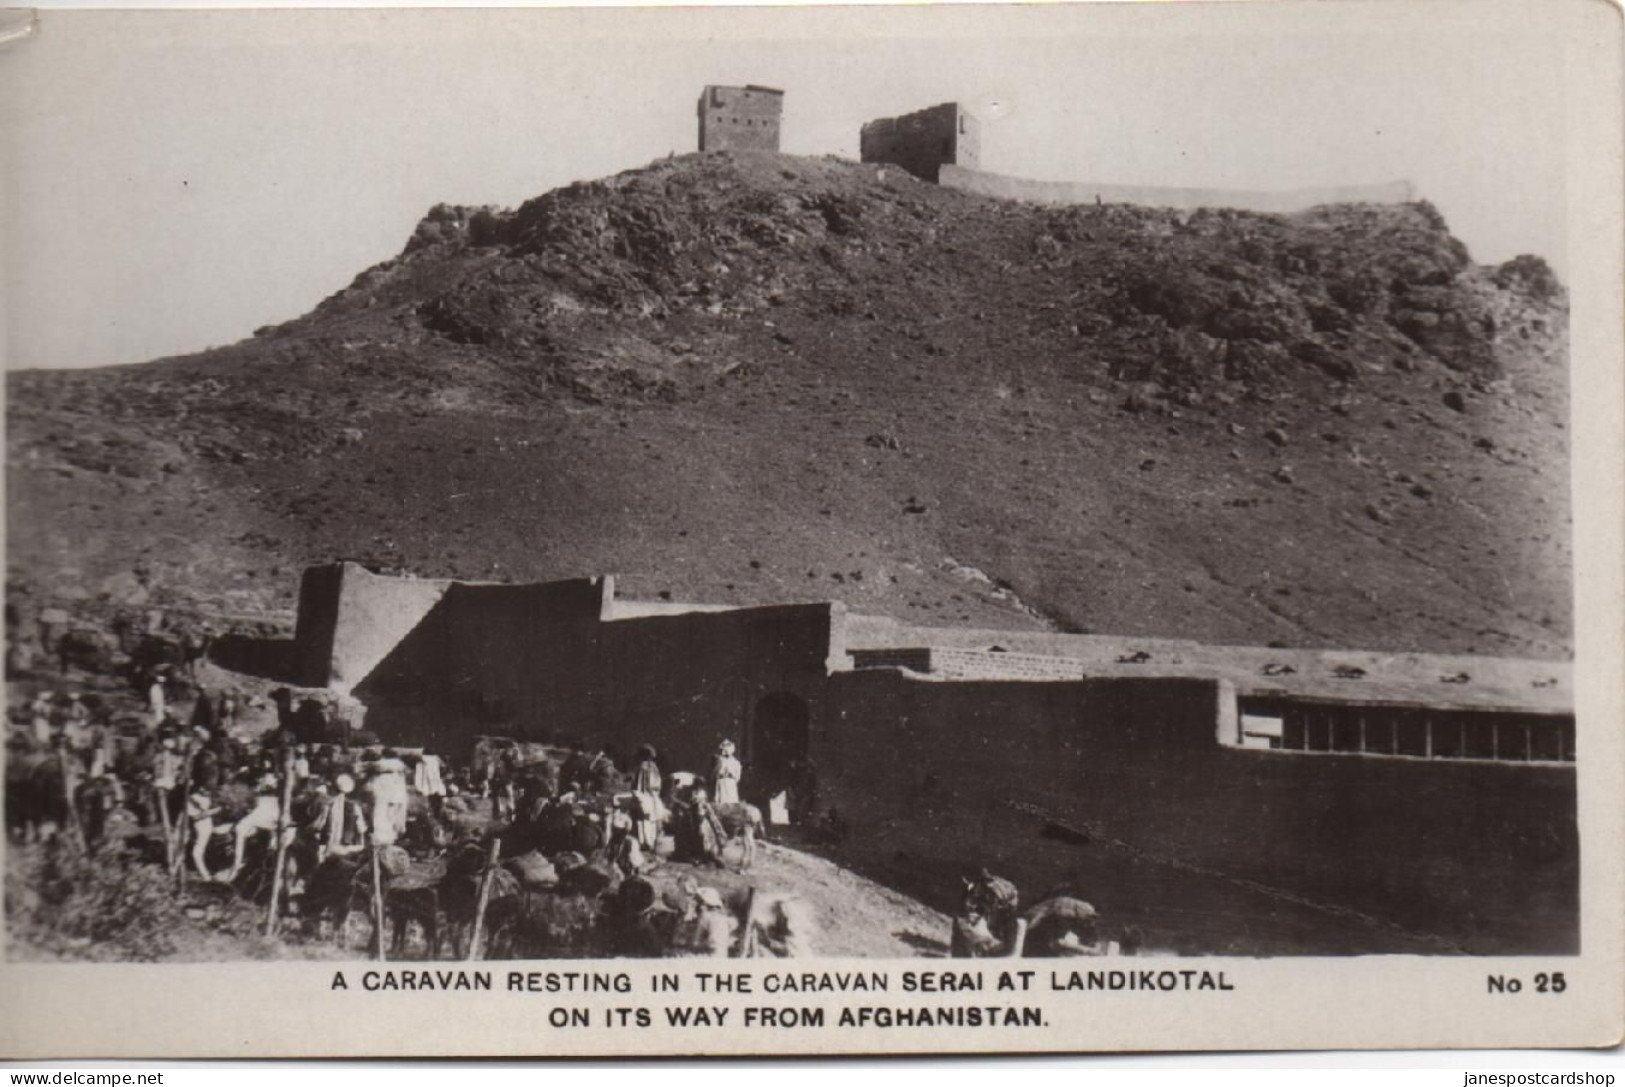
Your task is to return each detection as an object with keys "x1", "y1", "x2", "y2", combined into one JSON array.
[
  {"x1": 713, "y1": 801, "x2": 764, "y2": 870},
  {"x1": 952, "y1": 911, "x2": 1029, "y2": 958},
  {"x1": 736, "y1": 889, "x2": 819, "y2": 957},
  {"x1": 954, "y1": 870, "x2": 1104, "y2": 958},
  {"x1": 1014, "y1": 896, "x2": 1101, "y2": 957},
  {"x1": 960, "y1": 869, "x2": 1020, "y2": 946}
]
